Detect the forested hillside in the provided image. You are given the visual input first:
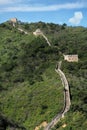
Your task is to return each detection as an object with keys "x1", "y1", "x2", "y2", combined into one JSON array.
[{"x1": 0, "y1": 20, "x2": 87, "y2": 130}]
